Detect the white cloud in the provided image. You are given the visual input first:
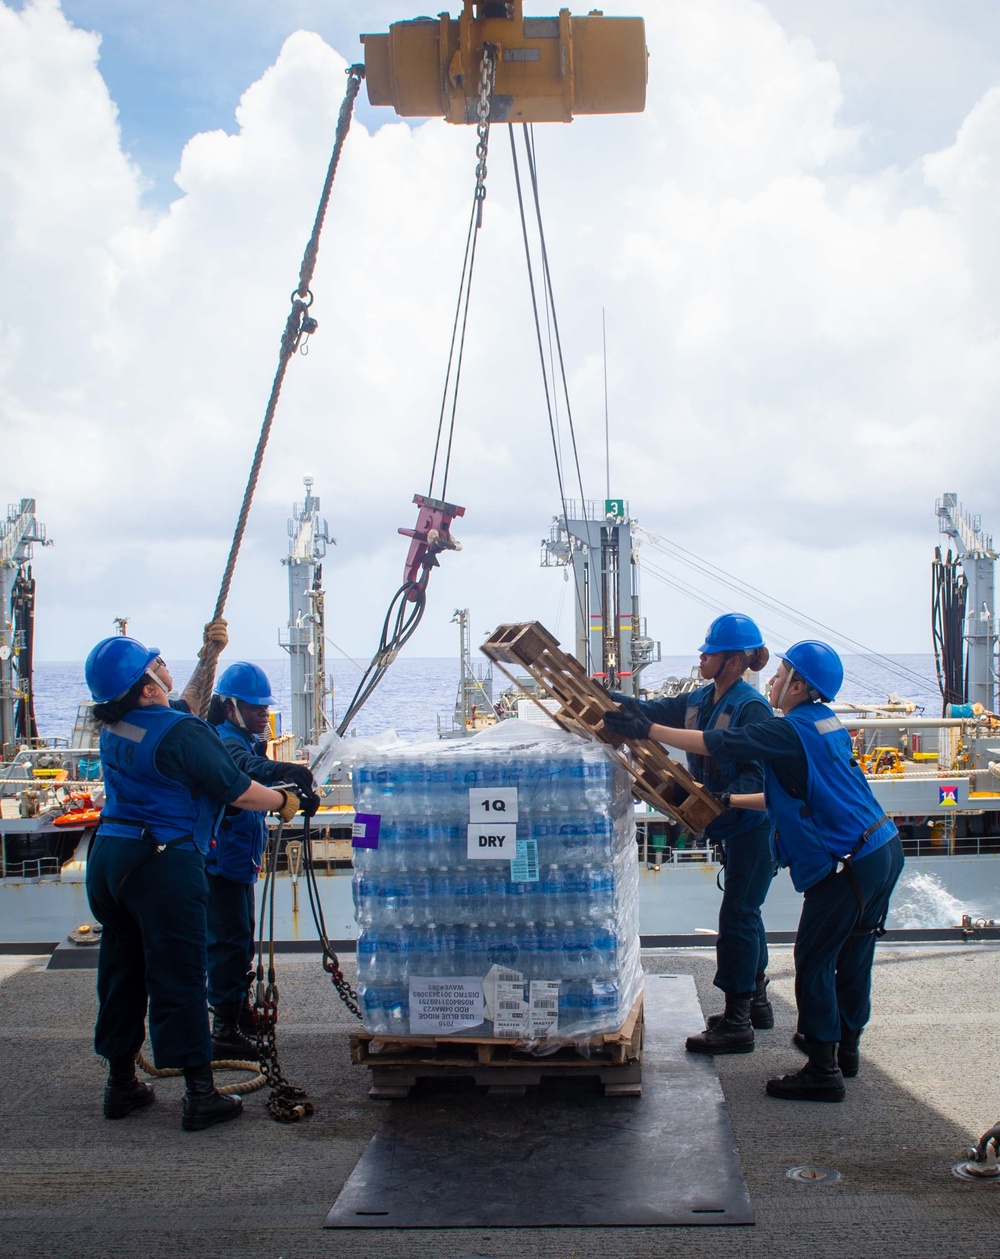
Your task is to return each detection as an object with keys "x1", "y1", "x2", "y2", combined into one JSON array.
[{"x1": 1, "y1": 0, "x2": 999, "y2": 682}]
